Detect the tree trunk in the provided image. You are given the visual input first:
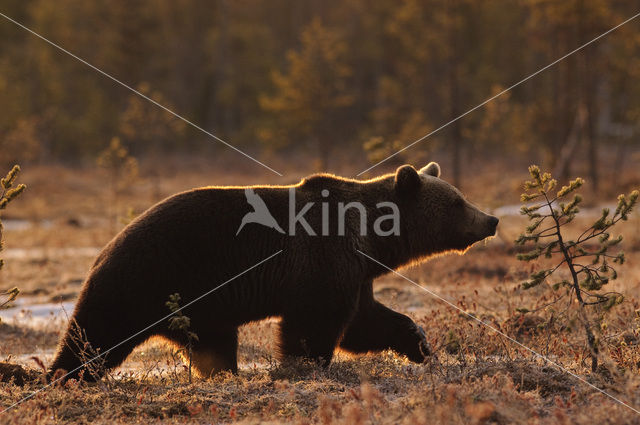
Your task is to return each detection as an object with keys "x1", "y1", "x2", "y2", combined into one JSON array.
[
  {"x1": 451, "y1": 117, "x2": 462, "y2": 189},
  {"x1": 585, "y1": 104, "x2": 598, "y2": 193},
  {"x1": 553, "y1": 104, "x2": 586, "y2": 182},
  {"x1": 448, "y1": 0, "x2": 462, "y2": 189},
  {"x1": 551, "y1": 198, "x2": 598, "y2": 372},
  {"x1": 583, "y1": 57, "x2": 599, "y2": 193},
  {"x1": 316, "y1": 136, "x2": 329, "y2": 171},
  {"x1": 578, "y1": 0, "x2": 599, "y2": 193}
]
